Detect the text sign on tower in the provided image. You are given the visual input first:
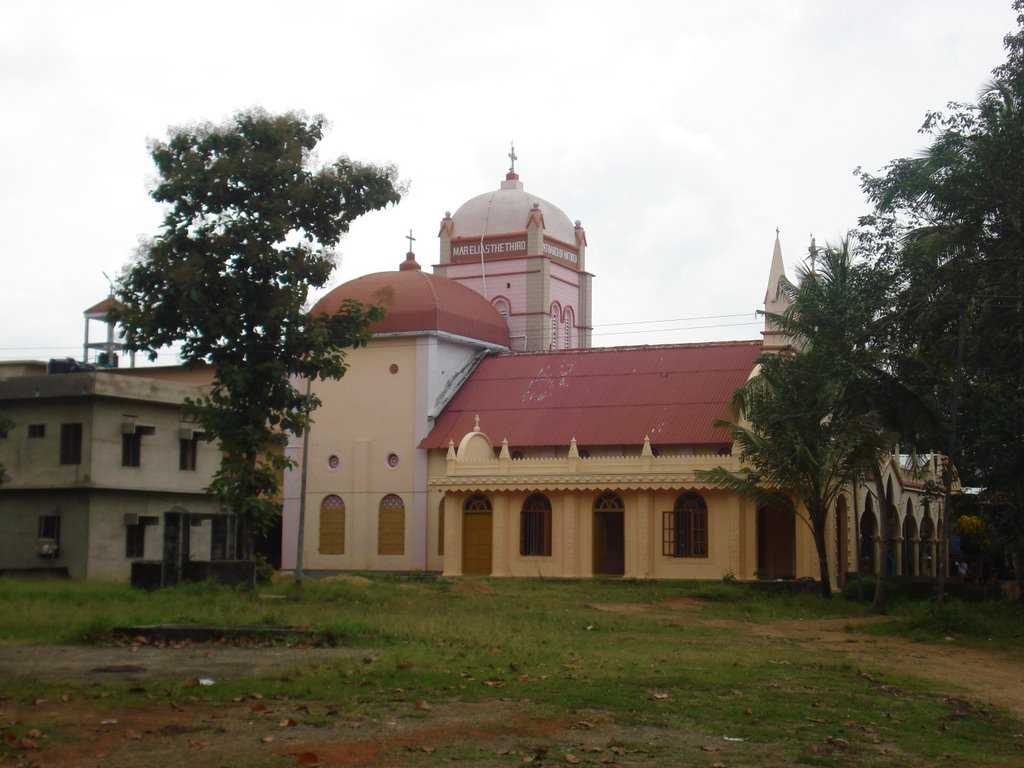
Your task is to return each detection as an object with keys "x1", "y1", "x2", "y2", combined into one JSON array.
[{"x1": 451, "y1": 239, "x2": 527, "y2": 258}]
